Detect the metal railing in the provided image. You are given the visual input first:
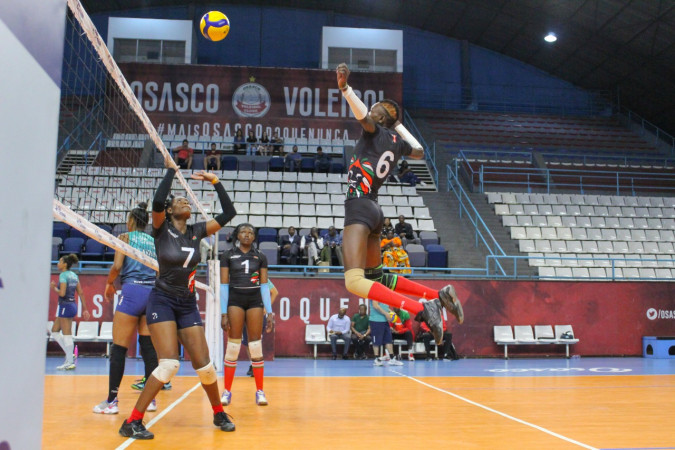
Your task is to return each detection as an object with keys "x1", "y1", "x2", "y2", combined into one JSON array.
[
  {"x1": 619, "y1": 106, "x2": 675, "y2": 155},
  {"x1": 404, "y1": 109, "x2": 438, "y2": 186},
  {"x1": 446, "y1": 164, "x2": 507, "y2": 276}
]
